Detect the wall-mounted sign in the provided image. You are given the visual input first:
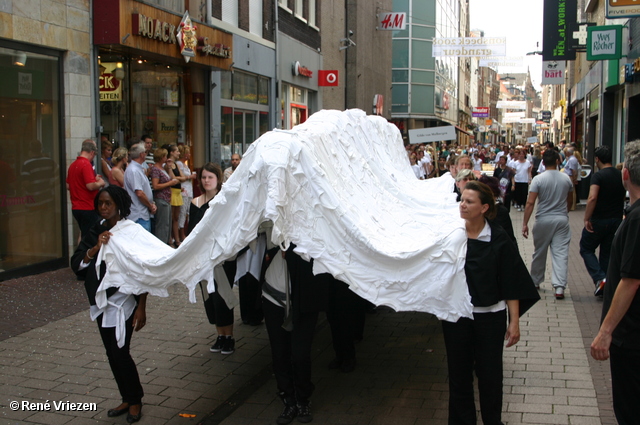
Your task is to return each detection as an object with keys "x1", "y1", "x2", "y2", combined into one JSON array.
[
  {"x1": 496, "y1": 100, "x2": 527, "y2": 109},
  {"x1": 318, "y1": 70, "x2": 339, "y2": 86},
  {"x1": 177, "y1": 11, "x2": 197, "y2": 62},
  {"x1": 432, "y1": 37, "x2": 506, "y2": 57},
  {"x1": 606, "y1": 0, "x2": 640, "y2": 18},
  {"x1": 540, "y1": 110, "x2": 552, "y2": 122},
  {"x1": 542, "y1": 0, "x2": 577, "y2": 61},
  {"x1": 132, "y1": 13, "x2": 177, "y2": 44},
  {"x1": 377, "y1": 12, "x2": 406, "y2": 30},
  {"x1": 472, "y1": 107, "x2": 489, "y2": 117},
  {"x1": 292, "y1": 61, "x2": 313, "y2": 78},
  {"x1": 197, "y1": 37, "x2": 231, "y2": 58},
  {"x1": 99, "y1": 62, "x2": 122, "y2": 101},
  {"x1": 408, "y1": 126, "x2": 457, "y2": 144},
  {"x1": 541, "y1": 60, "x2": 566, "y2": 85},
  {"x1": 587, "y1": 25, "x2": 622, "y2": 61}
]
